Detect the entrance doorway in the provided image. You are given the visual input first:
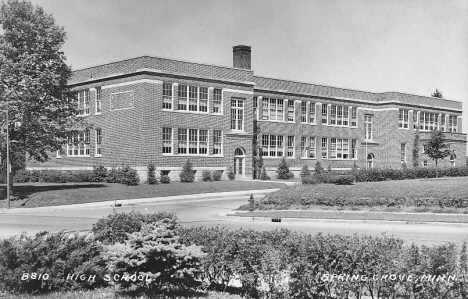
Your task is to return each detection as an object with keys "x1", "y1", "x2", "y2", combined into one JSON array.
[
  {"x1": 367, "y1": 153, "x2": 374, "y2": 168},
  {"x1": 233, "y1": 148, "x2": 245, "y2": 179}
]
